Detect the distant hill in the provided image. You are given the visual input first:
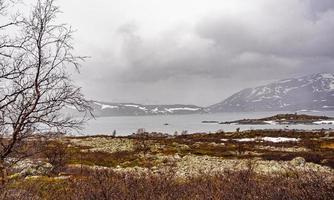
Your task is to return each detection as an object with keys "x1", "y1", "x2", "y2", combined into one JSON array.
[
  {"x1": 65, "y1": 101, "x2": 205, "y2": 117},
  {"x1": 63, "y1": 73, "x2": 334, "y2": 116},
  {"x1": 207, "y1": 73, "x2": 334, "y2": 112}
]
